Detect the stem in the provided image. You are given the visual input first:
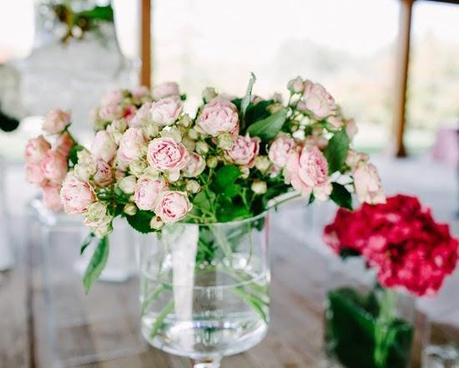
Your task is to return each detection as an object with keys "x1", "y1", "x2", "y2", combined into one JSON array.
[
  {"x1": 149, "y1": 299, "x2": 174, "y2": 340},
  {"x1": 141, "y1": 283, "x2": 172, "y2": 315},
  {"x1": 374, "y1": 288, "x2": 396, "y2": 368}
]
